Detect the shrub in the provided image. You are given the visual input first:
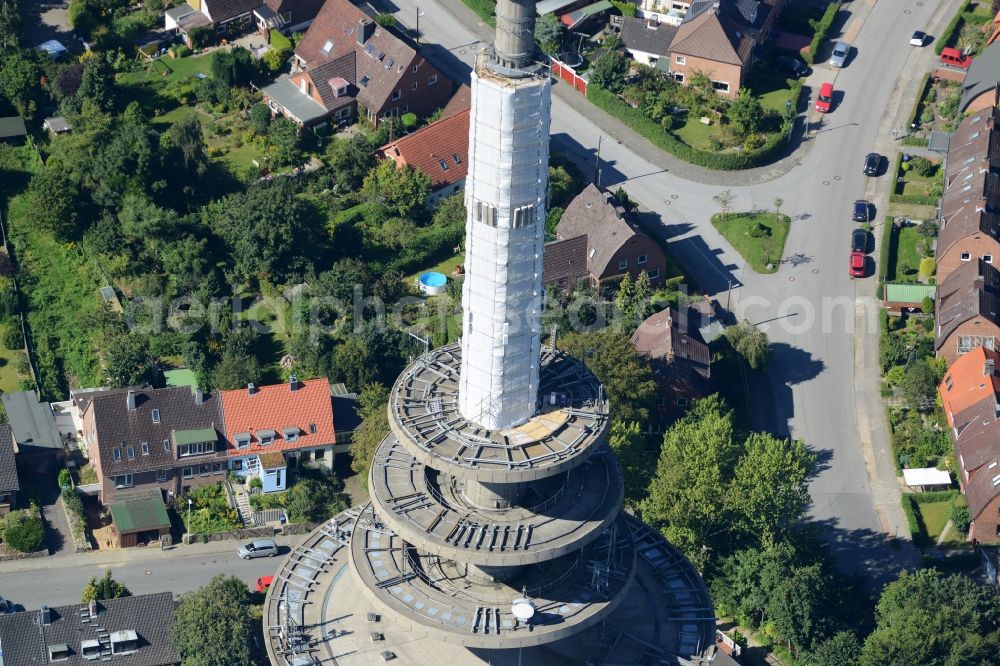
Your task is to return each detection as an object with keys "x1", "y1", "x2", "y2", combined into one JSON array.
[
  {"x1": 262, "y1": 48, "x2": 289, "y2": 72},
  {"x1": 248, "y1": 476, "x2": 262, "y2": 490},
  {"x1": 58, "y1": 468, "x2": 72, "y2": 488},
  {"x1": 62, "y1": 486, "x2": 85, "y2": 519},
  {"x1": 187, "y1": 26, "x2": 214, "y2": 49},
  {"x1": 805, "y1": 1, "x2": 842, "y2": 65},
  {"x1": 172, "y1": 45, "x2": 191, "y2": 58},
  {"x1": 918, "y1": 257, "x2": 936, "y2": 280},
  {"x1": 920, "y1": 295, "x2": 934, "y2": 315},
  {"x1": 3, "y1": 510, "x2": 45, "y2": 552},
  {"x1": 2, "y1": 323, "x2": 23, "y2": 350},
  {"x1": 269, "y1": 28, "x2": 292, "y2": 52},
  {"x1": 950, "y1": 500, "x2": 971, "y2": 535},
  {"x1": 936, "y1": 0, "x2": 973, "y2": 54}
]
